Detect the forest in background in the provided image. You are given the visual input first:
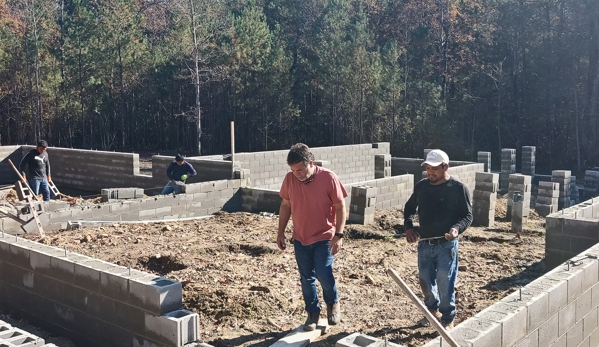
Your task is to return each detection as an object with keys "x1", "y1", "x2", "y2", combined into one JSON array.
[{"x1": 1, "y1": 0, "x2": 598, "y2": 174}]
